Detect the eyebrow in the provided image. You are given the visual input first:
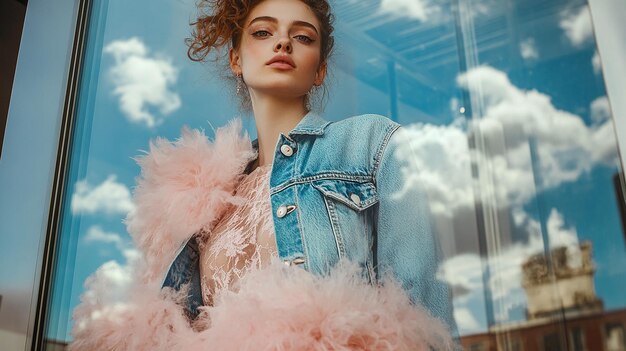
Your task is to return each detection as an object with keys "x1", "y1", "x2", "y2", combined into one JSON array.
[{"x1": 248, "y1": 16, "x2": 319, "y2": 34}]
